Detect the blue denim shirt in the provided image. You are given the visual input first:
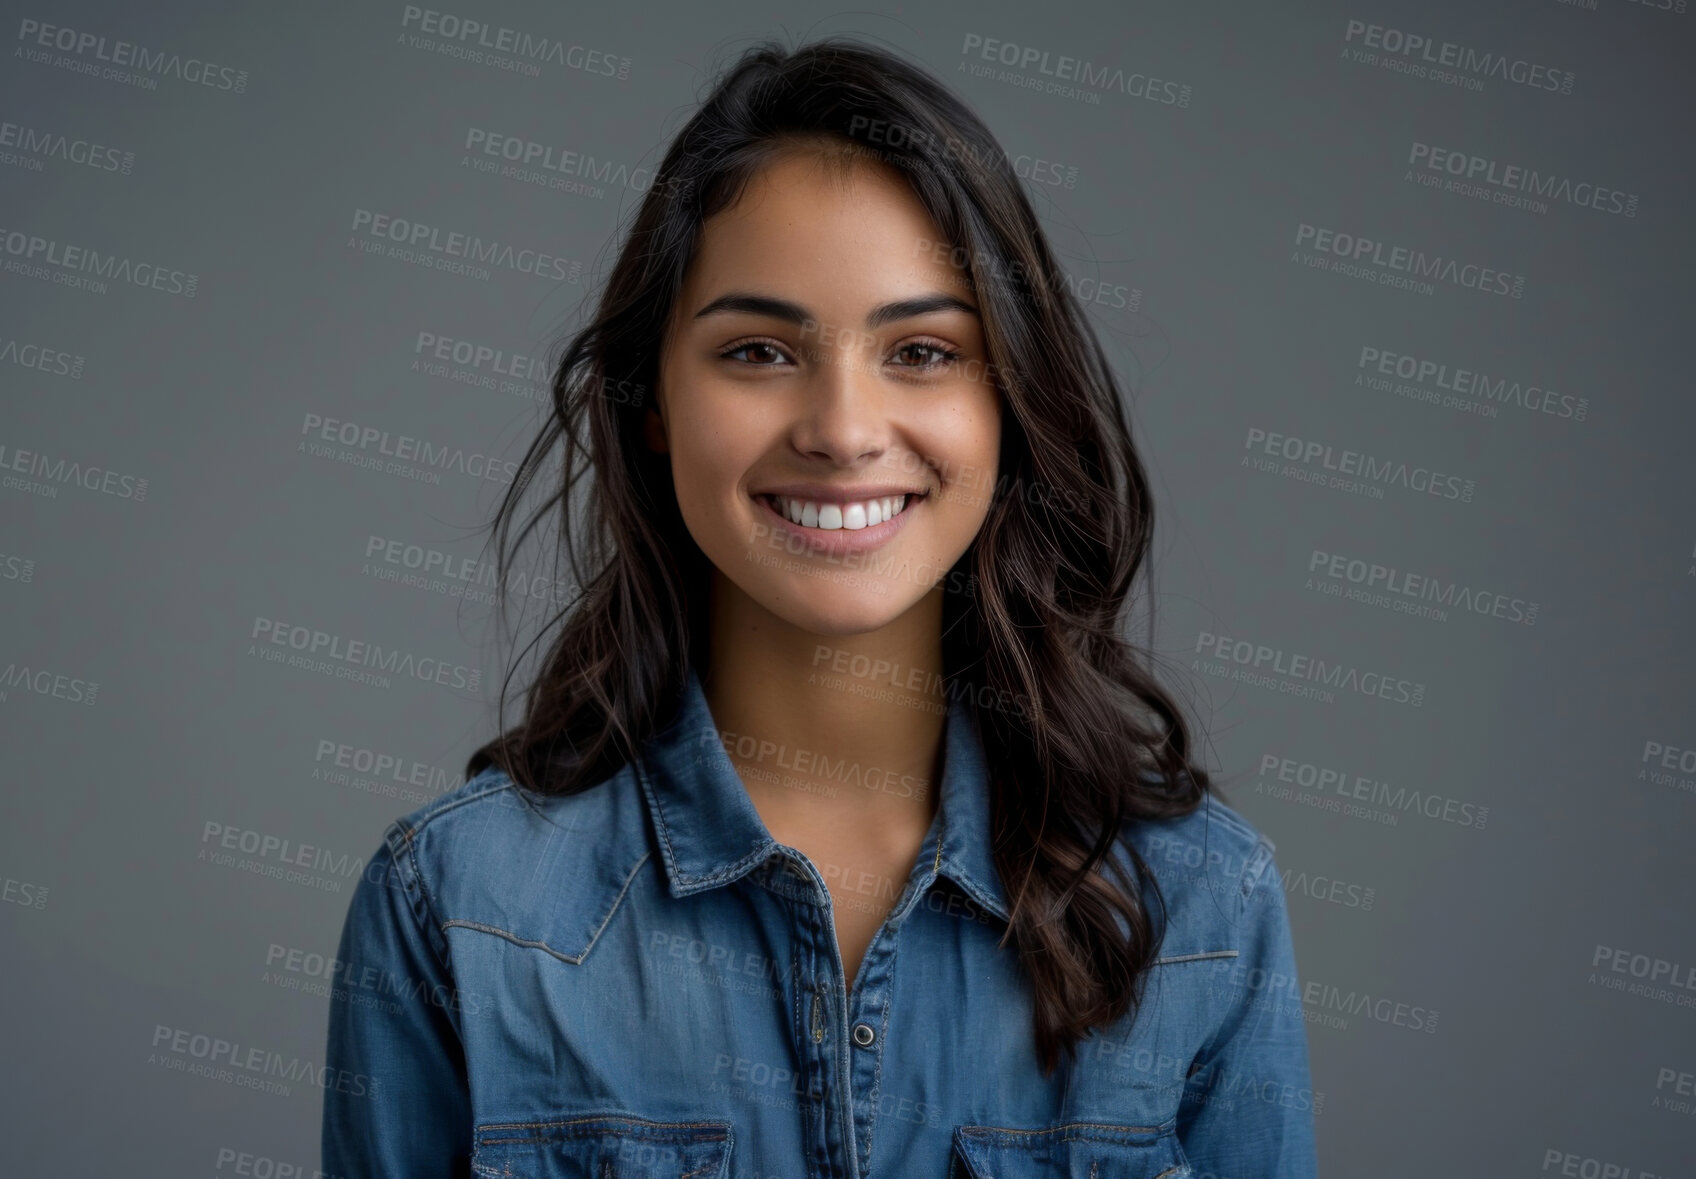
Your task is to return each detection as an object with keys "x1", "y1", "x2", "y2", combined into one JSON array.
[{"x1": 323, "y1": 664, "x2": 1318, "y2": 1177}]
